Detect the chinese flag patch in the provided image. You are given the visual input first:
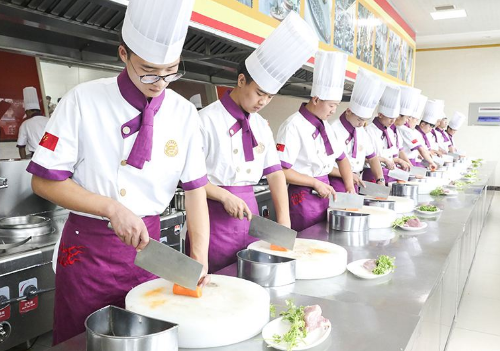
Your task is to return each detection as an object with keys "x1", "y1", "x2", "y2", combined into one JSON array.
[
  {"x1": 411, "y1": 139, "x2": 418, "y2": 144},
  {"x1": 276, "y1": 143, "x2": 285, "y2": 152},
  {"x1": 39, "y1": 132, "x2": 59, "y2": 151}
]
